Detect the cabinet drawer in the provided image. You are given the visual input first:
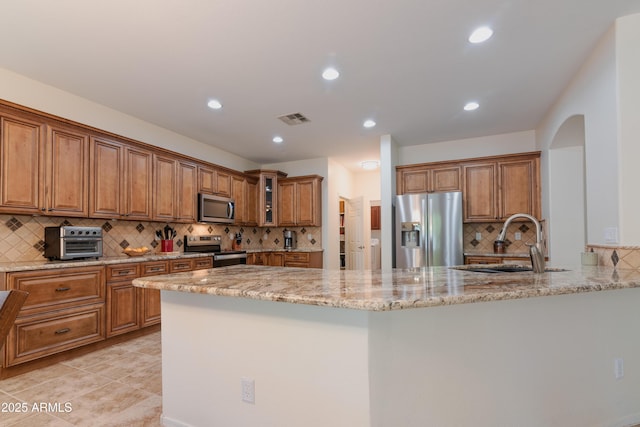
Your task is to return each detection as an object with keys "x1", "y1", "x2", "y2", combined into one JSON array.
[
  {"x1": 170, "y1": 259, "x2": 195, "y2": 272},
  {"x1": 6, "y1": 304, "x2": 105, "y2": 366},
  {"x1": 141, "y1": 261, "x2": 169, "y2": 276},
  {"x1": 284, "y1": 252, "x2": 310, "y2": 263},
  {"x1": 106, "y1": 264, "x2": 140, "y2": 281},
  {"x1": 8, "y1": 267, "x2": 104, "y2": 315},
  {"x1": 194, "y1": 257, "x2": 213, "y2": 270}
]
